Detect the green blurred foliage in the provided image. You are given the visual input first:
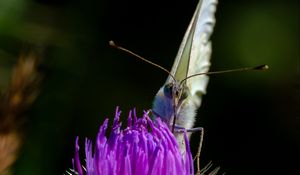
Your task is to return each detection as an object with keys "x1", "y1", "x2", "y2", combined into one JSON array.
[{"x1": 0, "y1": 0, "x2": 299, "y2": 174}]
